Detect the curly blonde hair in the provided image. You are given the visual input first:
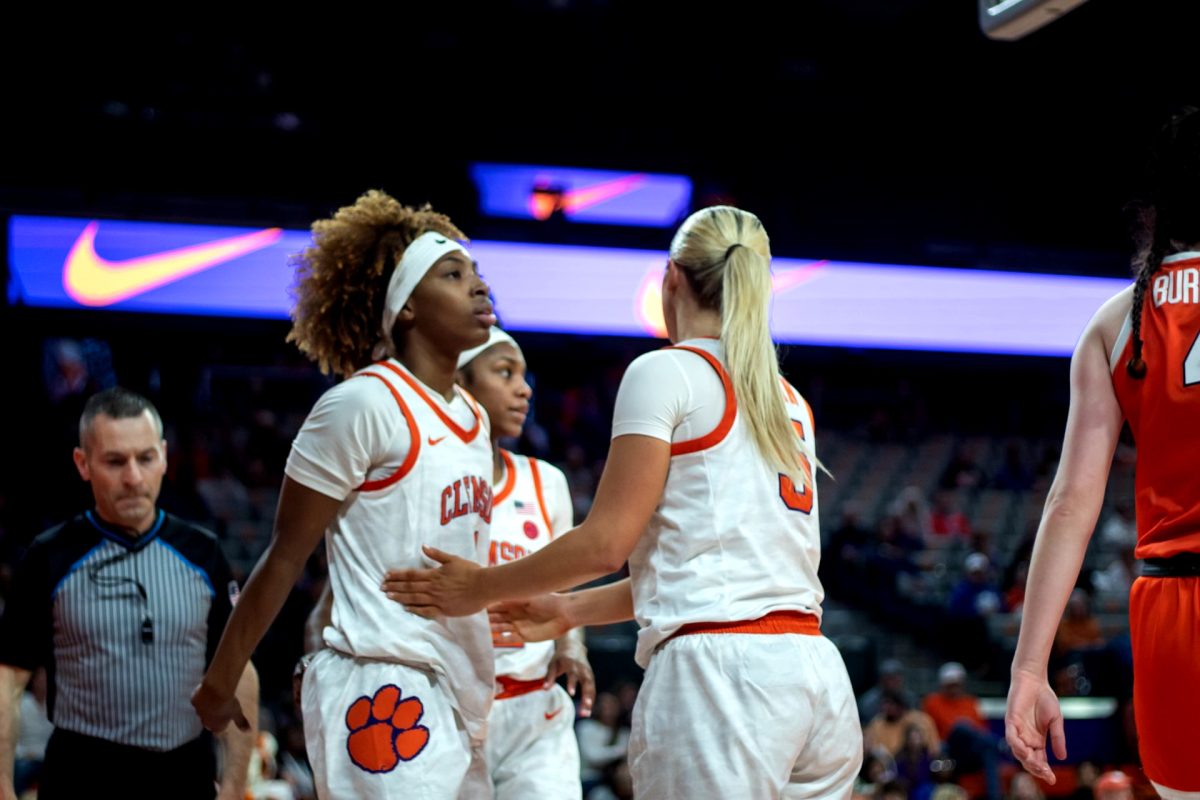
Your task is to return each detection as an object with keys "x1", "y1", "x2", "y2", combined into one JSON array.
[{"x1": 287, "y1": 190, "x2": 468, "y2": 378}]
